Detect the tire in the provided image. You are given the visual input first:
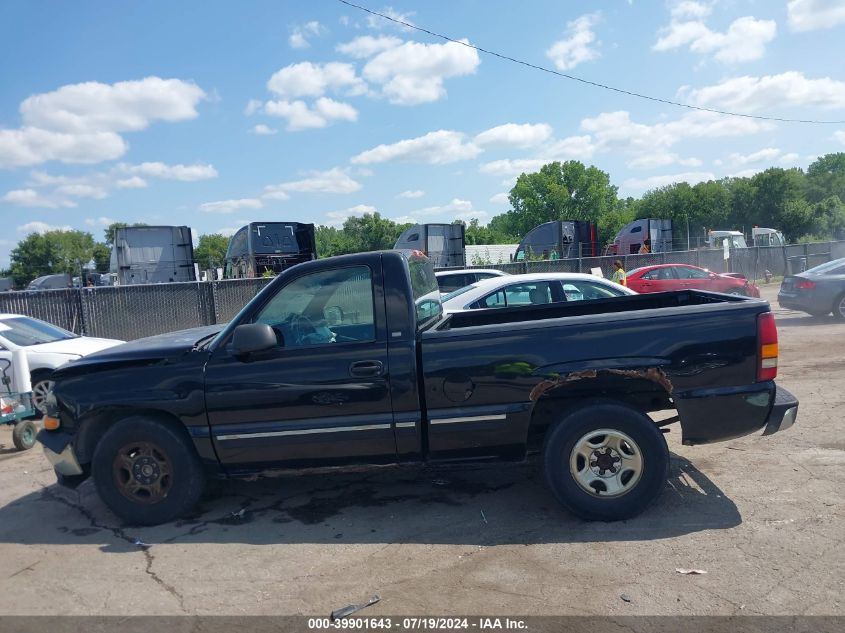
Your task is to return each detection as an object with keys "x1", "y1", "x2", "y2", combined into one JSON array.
[
  {"x1": 91, "y1": 416, "x2": 205, "y2": 525},
  {"x1": 833, "y1": 293, "x2": 845, "y2": 323},
  {"x1": 543, "y1": 402, "x2": 669, "y2": 521},
  {"x1": 30, "y1": 370, "x2": 55, "y2": 416},
  {"x1": 12, "y1": 420, "x2": 38, "y2": 451}
]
